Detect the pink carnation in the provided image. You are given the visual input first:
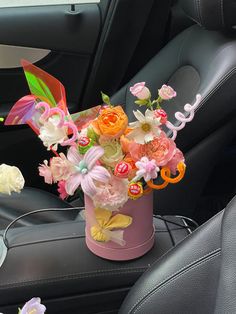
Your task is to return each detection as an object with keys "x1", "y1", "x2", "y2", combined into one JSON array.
[
  {"x1": 130, "y1": 82, "x2": 151, "y2": 100},
  {"x1": 38, "y1": 160, "x2": 53, "y2": 184},
  {"x1": 158, "y1": 85, "x2": 176, "y2": 100},
  {"x1": 57, "y1": 180, "x2": 69, "y2": 200},
  {"x1": 93, "y1": 175, "x2": 129, "y2": 211},
  {"x1": 166, "y1": 148, "x2": 185, "y2": 175},
  {"x1": 50, "y1": 153, "x2": 73, "y2": 183}
]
